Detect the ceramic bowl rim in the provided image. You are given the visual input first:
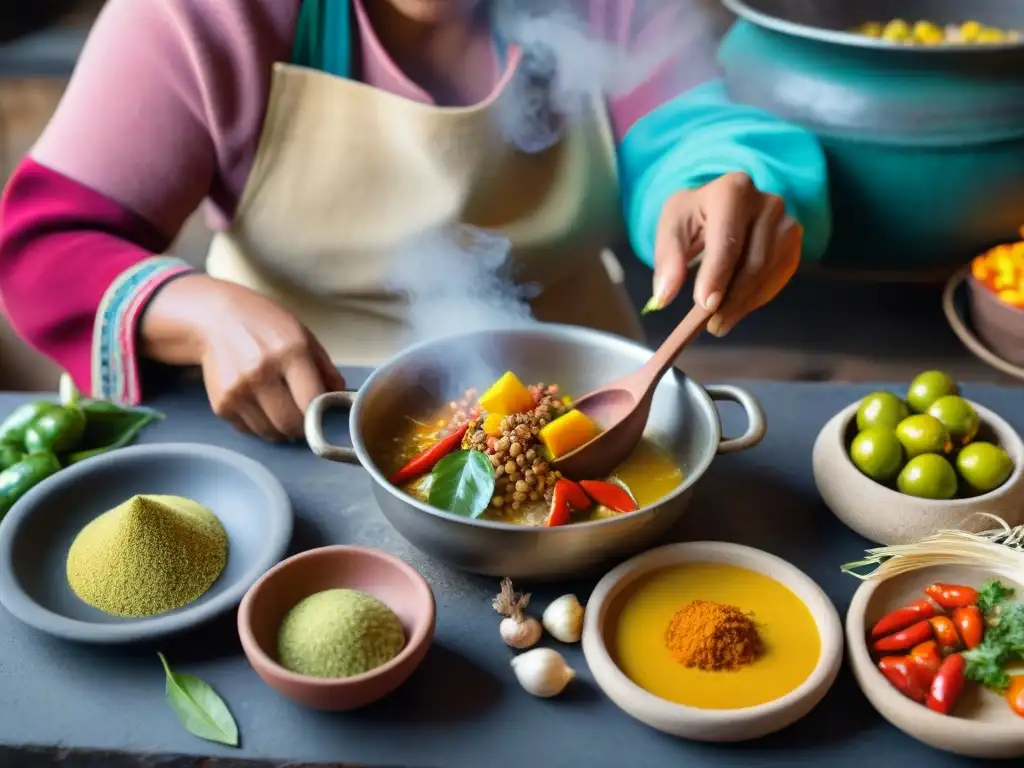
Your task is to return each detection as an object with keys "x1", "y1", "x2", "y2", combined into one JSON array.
[
  {"x1": 237, "y1": 544, "x2": 436, "y2": 688},
  {"x1": 830, "y1": 398, "x2": 1024, "y2": 506},
  {"x1": 722, "y1": 0, "x2": 1024, "y2": 53},
  {"x1": 346, "y1": 324, "x2": 733, "y2": 533},
  {"x1": 582, "y1": 541, "x2": 844, "y2": 726},
  {"x1": 846, "y1": 564, "x2": 1024, "y2": 744},
  {"x1": 0, "y1": 442, "x2": 293, "y2": 644},
  {"x1": 942, "y1": 269, "x2": 1024, "y2": 385},
  {"x1": 967, "y1": 271, "x2": 1024, "y2": 319}
]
